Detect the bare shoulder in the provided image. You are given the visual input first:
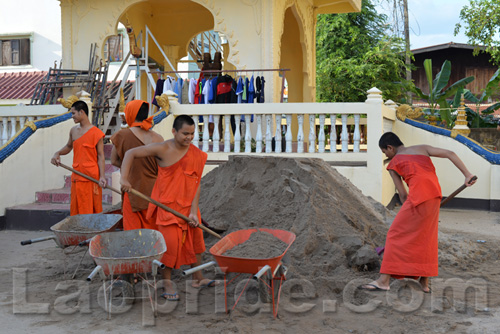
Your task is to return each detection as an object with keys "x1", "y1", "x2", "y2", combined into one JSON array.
[
  {"x1": 404, "y1": 144, "x2": 431, "y2": 155},
  {"x1": 151, "y1": 131, "x2": 164, "y2": 143}
]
